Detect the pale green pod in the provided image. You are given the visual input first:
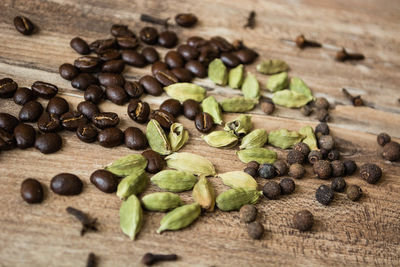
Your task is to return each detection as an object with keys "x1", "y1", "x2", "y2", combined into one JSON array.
[
  {"x1": 239, "y1": 129, "x2": 268, "y2": 149},
  {"x1": 151, "y1": 170, "x2": 197, "y2": 192},
  {"x1": 236, "y1": 148, "x2": 277, "y2": 164},
  {"x1": 228, "y1": 64, "x2": 244, "y2": 89},
  {"x1": 268, "y1": 129, "x2": 304, "y2": 149},
  {"x1": 201, "y1": 96, "x2": 223, "y2": 125},
  {"x1": 117, "y1": 171, "x2": 148, "y2": 200},
  {"x1": 168, "y1": 123, "x2": 189, "y2": 152},
  {"x1": 119, "y1": 194, "x2": 143, "y2": 240},
  {"x1": 241, "y1": 72, "x2": 260, "y2": 99},
  {"x1": 216, "y1": 188, "x2": 262, "y2": 211},
  {"x1": 208, "y1": 59, "x2": 228, "y2": 85},
  {"x1": 224, "y1": 114, "x2": 252, "y2": 136},
  {"x1": 289, "y1": 77, "x2": 313, "y2": 99},
  {"x1": 266, "y1": 72, "x2": 289, "y2": 92},
  {"x1": 256, "y1": 59, "x2": 289, "y2": 75},
  {"x1": 299, "y1": 126, "x2": 318, "y2": 150},
  {"x1": 141, "y1": 192, "x2": 184, "y2": 212},
  {"x1": 164, "y1": 83, "x2": 206, "y2": 102},
  {"x1": 106, "y1": 154, "x2": 147, "y2": 177},
  {"x1": 146, "y1": 119, "x2": 172, "y2": 155},
  {"x1": 157, "y1": 203, "x2": 201, "y2": 233},
  {"x1": 218, "y1": 171, "x2": 258, "y2": 190},
  {"x1": 272, "y1": 90, "x2": 313, "y2": 108},
  {"x1": 202, "y1": 131, "x2": 238, "y2": 148},
  {"x1": 192, "y1": 175, "x2": 215, "y2": 211},
  {"x1": 166, "y1": 152, "x2": 216, "y2": 176},
  {"x1": 220, "y1": 97, "x2": 258, "y2": 112}
]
